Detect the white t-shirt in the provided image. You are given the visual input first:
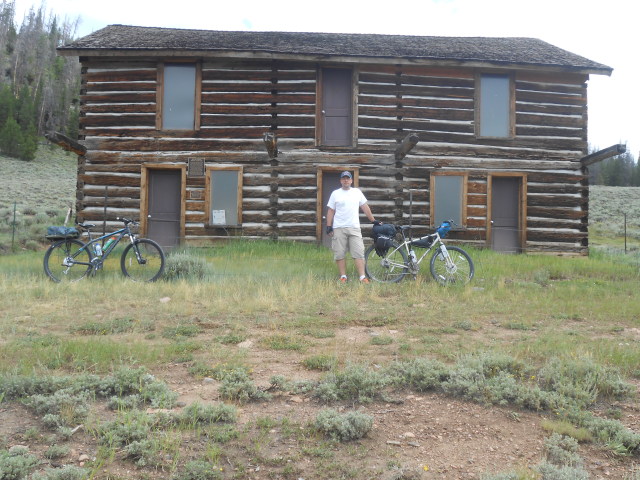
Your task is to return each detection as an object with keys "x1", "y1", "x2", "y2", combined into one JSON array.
[{"x1": 327, "y1": 187, "x2": 368, "y2": 228}]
